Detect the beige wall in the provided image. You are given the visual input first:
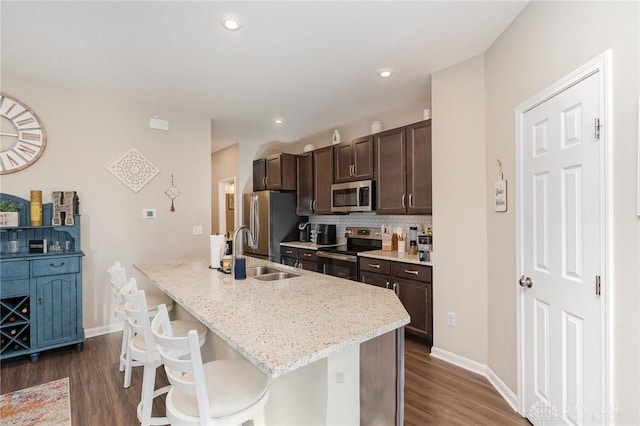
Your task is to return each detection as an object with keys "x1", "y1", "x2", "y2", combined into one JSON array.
[
  {"x1": 484, "y1": 0, "x2": 639, "y2": 421},
  {"x1": 211, "y1": 143, "x2": 238, "y2": 233},
  {"x1": 431, "y1": 55, "x2": 488, "y2": 362},
  {"x1": 1, "y1": 78, "x2": 212, "y2": 334}
]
